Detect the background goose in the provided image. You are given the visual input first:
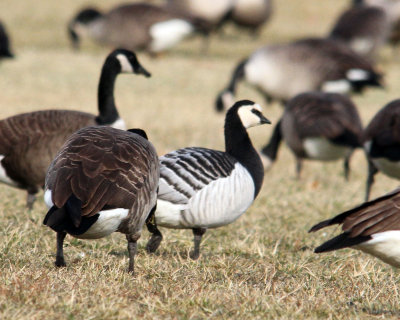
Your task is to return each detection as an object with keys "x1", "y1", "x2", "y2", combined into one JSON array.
[
  {"x1": 309, "y1": 187, "x2": 400, "y2": 268},
  {"x1": 364, "y1": 99, "x2": 400, "y2": 200},
  {"x1": 43, "y1": 126, "x2": 159, "y2": 273},
  {"x1": 328, "y1": 2, "x2": 390, "y2": 59},
  {"x1": 145, "y1": 100, "x2": 270, "y2": 259},
  {"x1": 215, "y1": 38, "x2": 383, "y2": 111},
  {"x1": 0, "y1": 20, "x2": 13, "y2": 59},
  {"x1": 260, "y1": 92, "x2": 363, "y2": 178},
  {"x1": 0, "y1": 48, "x2": 150, "y2": 208},
  {"x1": 68, "y1": 3, "x2": 198, "y2": 54}
]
